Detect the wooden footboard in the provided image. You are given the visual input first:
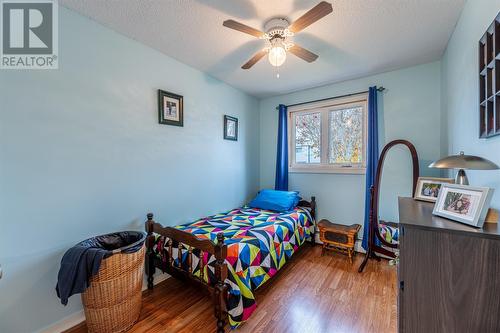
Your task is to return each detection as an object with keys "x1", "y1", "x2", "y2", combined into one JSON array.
[
  {"x1": 145, "y1": 213, "x2": 228, "y2": 333},
  {"x1": 144, "y1": 196, "x2": 316, "y2": 333}
]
